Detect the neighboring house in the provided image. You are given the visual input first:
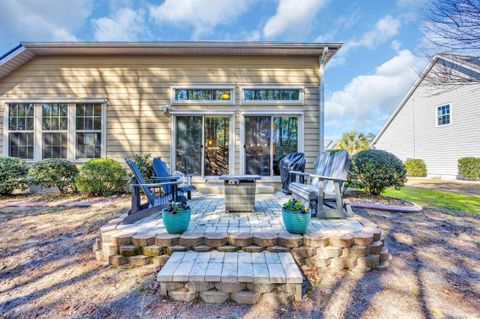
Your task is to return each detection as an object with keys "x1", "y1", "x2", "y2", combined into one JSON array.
[
  {"x1": 372, "y1": 54, "x2": 480, "y2": 180},
  {"x1": 0, "y1": 42, "x2": 341, "y2": 189}
]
